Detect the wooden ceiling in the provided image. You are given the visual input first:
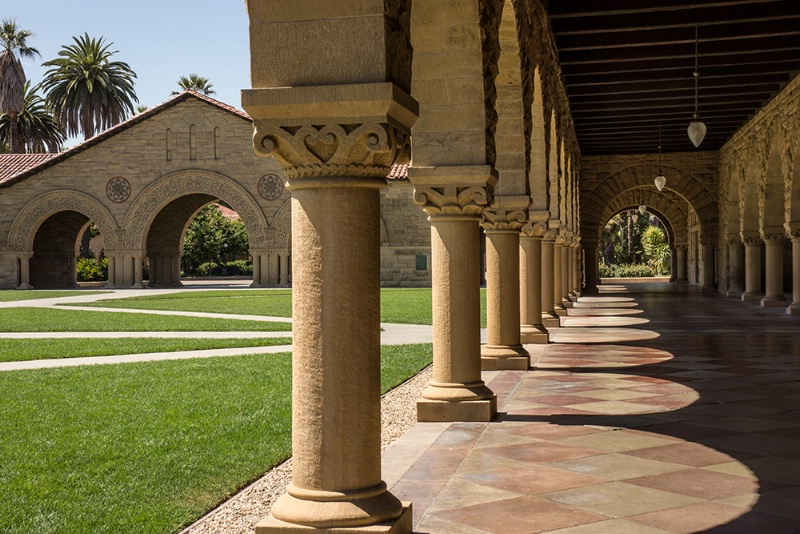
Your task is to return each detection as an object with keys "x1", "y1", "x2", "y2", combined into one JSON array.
[{"x1": 545, "y1": 0, "x2": 800, "y2": 155}]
